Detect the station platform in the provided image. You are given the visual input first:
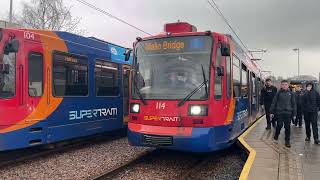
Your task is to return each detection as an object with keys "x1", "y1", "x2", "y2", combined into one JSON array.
[{"x1": 239, "y1": 116, "x2": 320, "y2": 180}]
